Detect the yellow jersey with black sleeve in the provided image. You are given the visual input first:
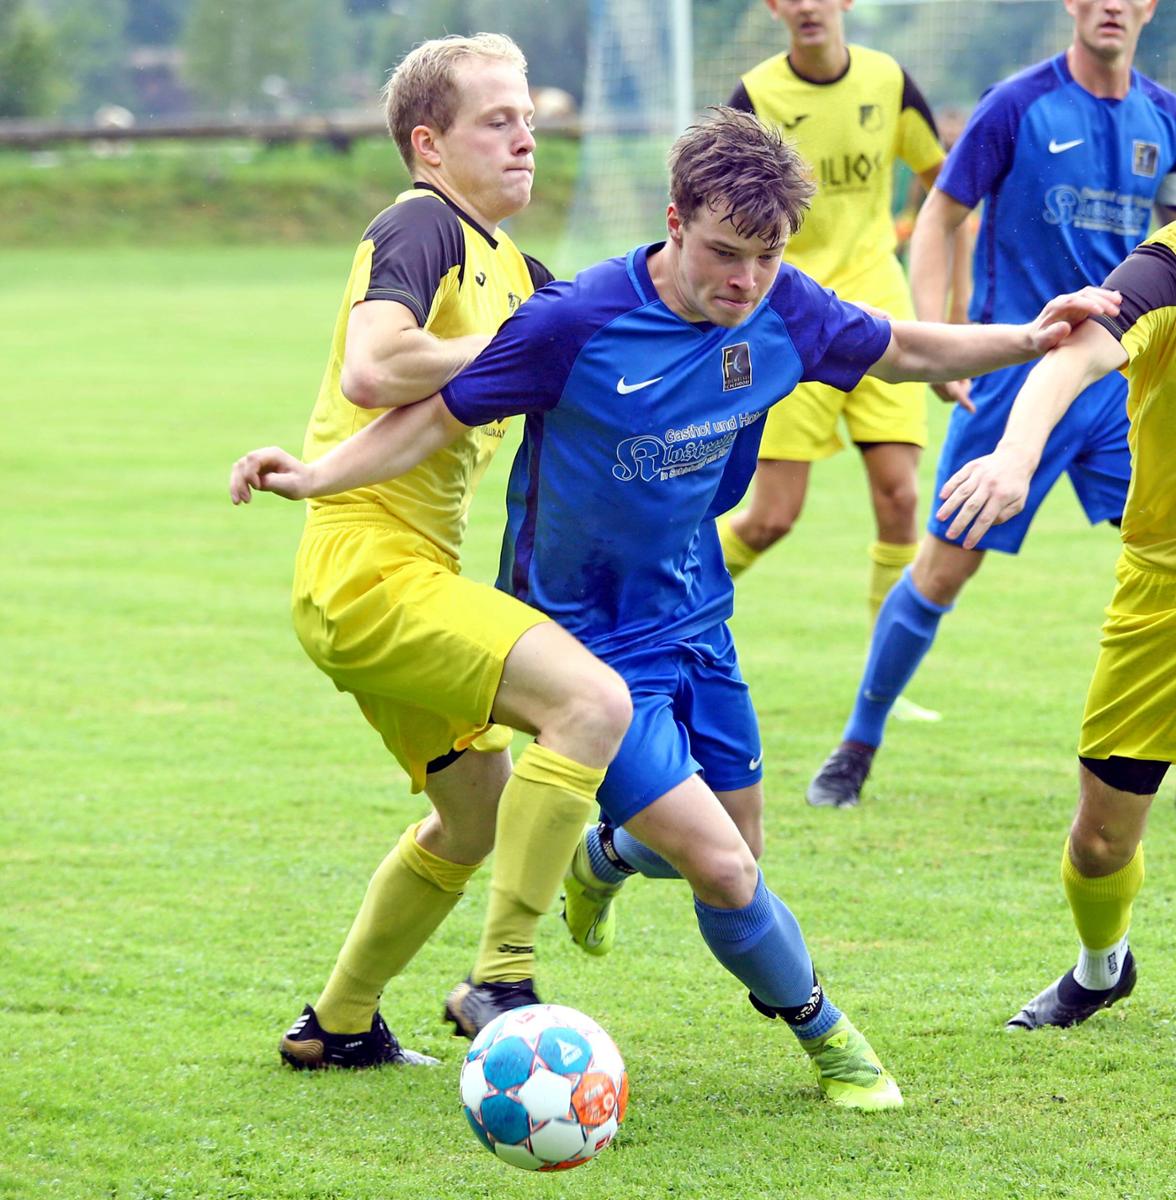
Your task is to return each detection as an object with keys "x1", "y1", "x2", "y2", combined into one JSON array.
[
  {"x1": 301, "y1": 183, "x2": 551, "y2": 563},
  {"x1": 1094, "y1": 222, "x2": 1176, "y2": 574},
  {"x1": 731, "y1": 46, "x2": 942, "y2": 292}
]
